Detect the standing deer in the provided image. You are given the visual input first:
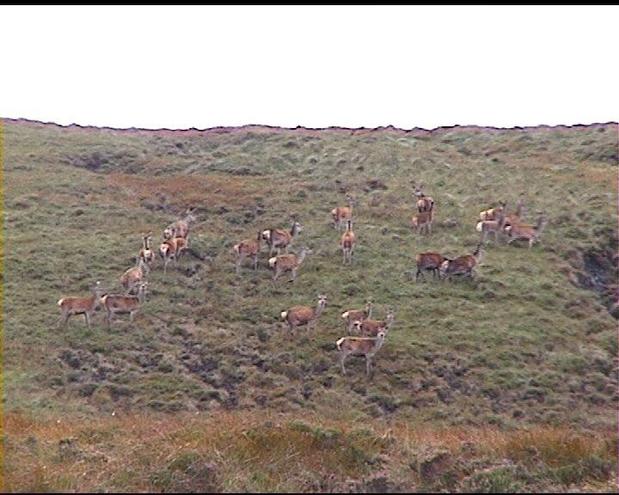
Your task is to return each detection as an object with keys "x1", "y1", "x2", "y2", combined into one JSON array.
[
  {"x1": 120, "y1": 257, "x2": 150, "y2": 294},
  {"x1": 139, "y1": 232, "x2": 156, "y2": 267},
  {"x1": 269, "y1": 247, "x2": 312, "y2": 282},
  {"x1": 440, "y1": 243, "x2": 484, "y2": 281},
  {"x1": 233, "y1": 231, "x2": 262, "y2": 274},
  {"x1": 413, "y1": 182, "x2": 435, "y2": 212},
  {"x1": 415, "y1": 252, "x2": 449, "y2": 281},
  {"x1": 101, "y1": 281, "x2": 148, "y2": 328},
  {"x1": 505, "y1": 213, "x2": 548, "y2": 248},
  {"x1": 340, "y1": 219, "x2": 356, "y2": 264},
  {"x1": 476, "y1": 208, "x2": 506, "y2": 243},
  {"x1": 411, "y1": 209, "x2": 434, "y2": 235},
  {"x1": 331, "y1": 194, "x2": 355, "y2": 230},
  {"x1": 352, "y1": 308, "x2": 395, "y2": 337},
  {"x1": 280, "y1": 294, "x2": 328, "y2": 332},
  {"x1": 336, "y1": 330, "x2": 386, "y2": 377},
  {"x1": 262, "y1": 220, "x2": 303, "y2": 257},
  {"x1": 341, "y1": 300, "x2": 373, "y2": 334},
  {"x1": 164, "y1": 208, "x2": 197, "y2": 240},
  {"x1": 159, "y1": 236, "x2": 189, "y2": 274},
  {"x1": 57, "y1": 281, "x2": 106, "y2": 329},
  {"x1": 479, "y1": 201, "x2": 506, "y2": 222}
]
